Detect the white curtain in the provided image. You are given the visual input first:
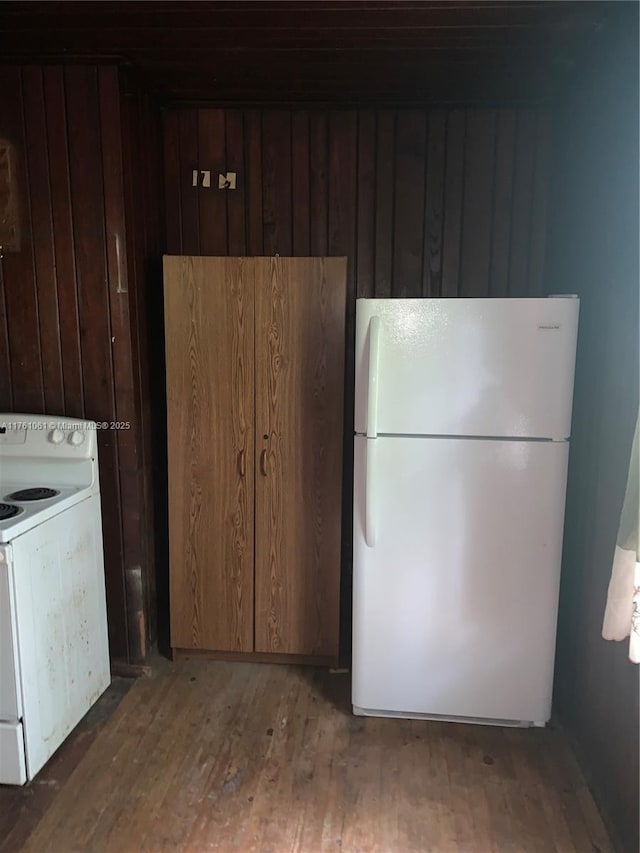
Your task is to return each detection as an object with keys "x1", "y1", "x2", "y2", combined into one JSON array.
[{"x1": 602, "y1": 416, "x2": 640, "y2": 662}]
